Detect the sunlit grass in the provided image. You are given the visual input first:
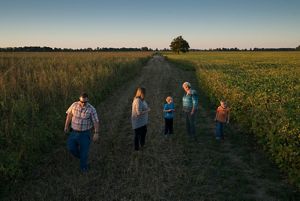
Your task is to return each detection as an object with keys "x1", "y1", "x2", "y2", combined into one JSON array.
[{"x1": 0, "y1": 52, "x2": 152, "y2": 189}]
